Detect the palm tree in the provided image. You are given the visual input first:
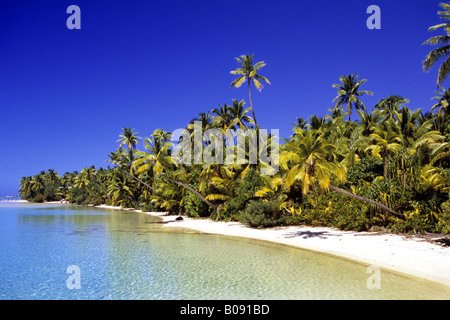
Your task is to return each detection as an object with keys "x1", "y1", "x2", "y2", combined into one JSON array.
[
  {"x1": 374, "y1": 95, "x2": 410, "y2": 121},
  {"x1": 391, "y1": 107, "x2": 422, "y2": 147},
  {"x1": 45, "y1": 169, "x2": 61, "y2": 185},
  {"x1": 308, "y1": 115, "x2": 325, "y2": 130},
  {"x1": 189, "y1": 112, "x2": 212, "y2": 131},
  {"x1": 132, "y1": 130, "x2": 177, "y2": 179},
  {"x1": 107, "y1": 171, "x2": 134, "y2": 207},
  {"x1": 228, "y1": 99, "x2": 254, "y2": 131},
  {"x1": 281, "y1": 127, "x2": 404, "y2": 218},
  {"x1": 431, "y1": 87, "x2": 450, "y2": 116},
  {"x1": 356, "y1": 109, "x2": 382, "y2": 136},
  {"x1": 117, "y1": 127, "x2": 142, "y2": 170},
  {"x1": 291, "y1": 117, "x2": 308, "y2": 130},
  {"x1": 230, "y1": 54, "x2": 270, "y2": 127},
  {"x1": 336, "y1": 126, "x2": 369, "y2": 168},
  {"x1": 281, "y1": 128, "x2": 346, "y2": 205},
  {"x1": 205, "y1": 175, "x2": 236, "y2": 220},
  {"x1": 19, "y1": 176, "x2": 33, "y2": 199},
  {"x1": 423, "y1": 3, "x2": 450, "y2": 88},
  {"x1": 74, "y1": 167, "x2": 96, "y2": 197},
  {"x1": 31, "y1": 174, "x2": 45, "y2": 195},
  {"x1": 365, "y1": 130, "x2": 402, "y2": 178},
  {"x1": 332, "y1": 73, "x2": 373, "y2": 121},
  {"x1": 211, "y1": 103, "x2": 232, "y2": 131}
]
